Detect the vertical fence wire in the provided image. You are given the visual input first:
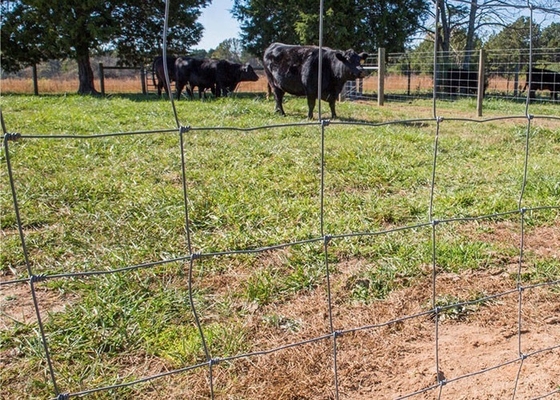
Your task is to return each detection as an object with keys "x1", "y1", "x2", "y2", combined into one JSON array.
[{"x1": 2, "y1": 122, "x2": 61, "y2": 396}]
